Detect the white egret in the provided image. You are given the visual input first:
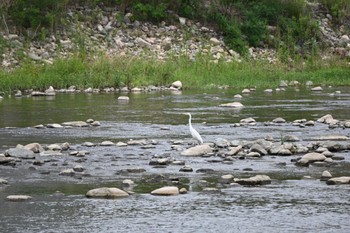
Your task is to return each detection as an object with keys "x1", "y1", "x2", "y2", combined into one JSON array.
[{"x1": 184, "y1": 112, "x2": 203, "y2": 144}]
